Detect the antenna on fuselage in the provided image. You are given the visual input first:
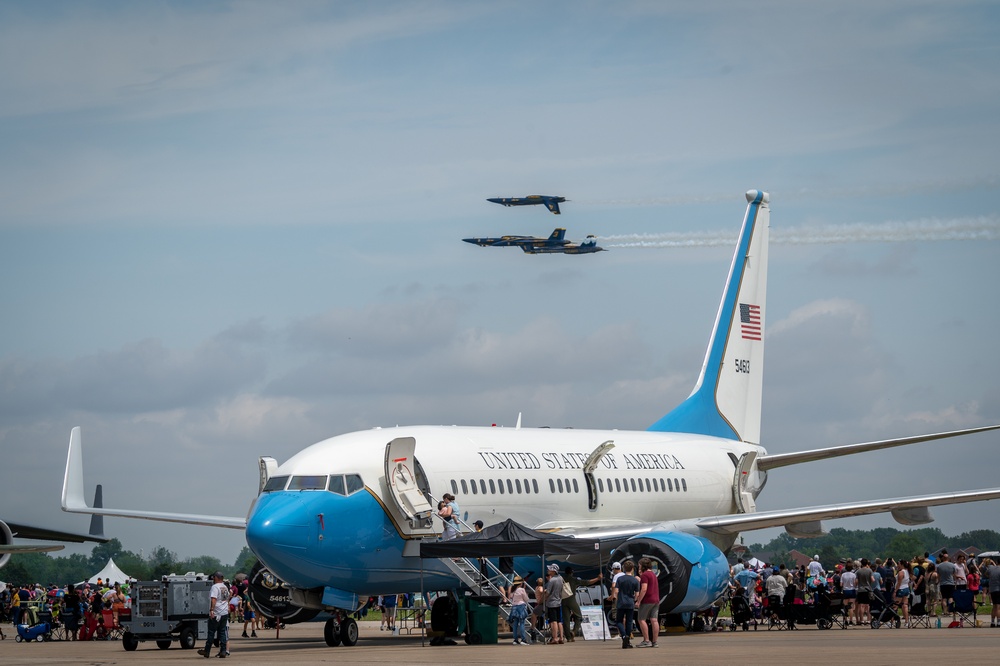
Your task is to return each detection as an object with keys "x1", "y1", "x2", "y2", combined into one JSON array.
[{"x1": 516, "y1": 412, "x2": 522, "y2": 429}]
